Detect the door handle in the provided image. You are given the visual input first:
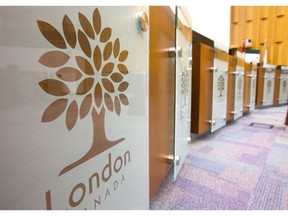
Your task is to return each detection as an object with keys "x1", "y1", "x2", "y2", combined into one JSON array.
[
  {"x1": 209, "y1": 67, "x2": 218, "y2": 72},
  {"x1": 166, "y1": 154, "x2": 180, "y2": 165},
  {"x1": 168, "y1": 46, "x2": 182, "y2": 58},
  {"x1": 208, "y1": 120, "x2": 216, "y2": 125}
]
